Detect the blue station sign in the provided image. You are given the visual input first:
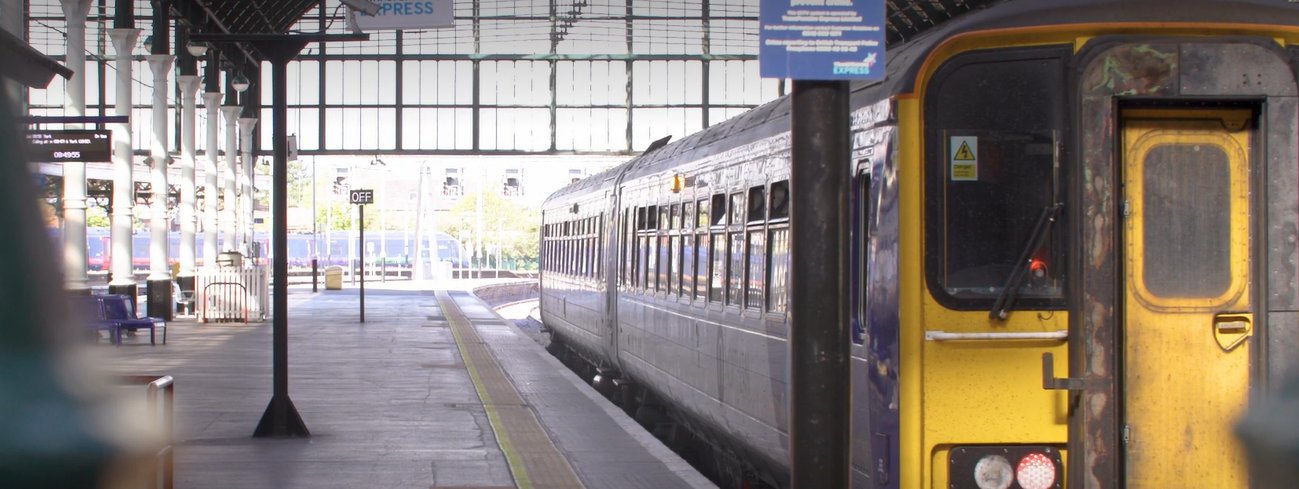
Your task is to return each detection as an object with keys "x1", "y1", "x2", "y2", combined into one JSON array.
[{"x1": 759, "y1": 0, "x2": 886, "y2": 80}]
